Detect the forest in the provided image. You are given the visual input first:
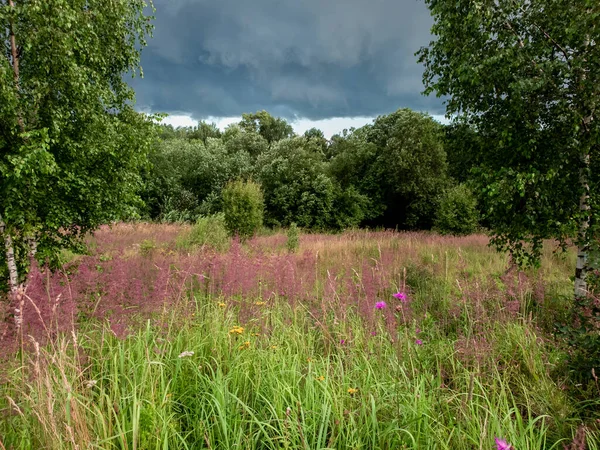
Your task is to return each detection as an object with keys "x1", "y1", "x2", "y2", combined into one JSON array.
[{"x1": 140, "y1": 109, "x2": 478, "y2": 235}]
